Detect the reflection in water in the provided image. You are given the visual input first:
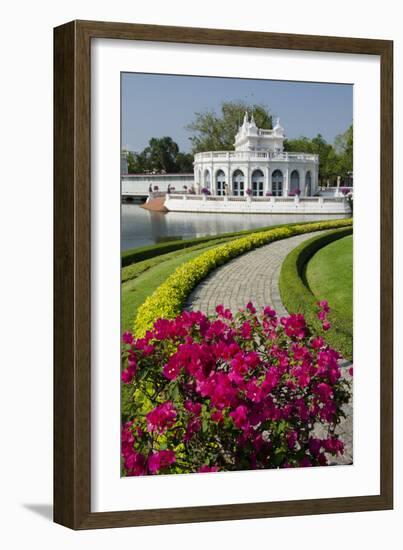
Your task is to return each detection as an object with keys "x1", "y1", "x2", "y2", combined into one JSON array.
[{"x1": 121, "y1": 204, "x2": 347, "y2": 251}]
